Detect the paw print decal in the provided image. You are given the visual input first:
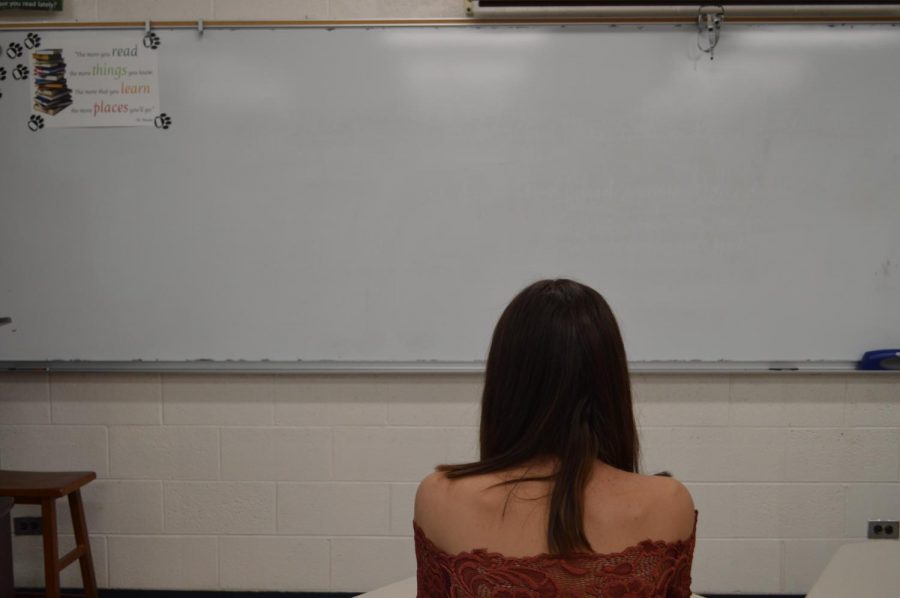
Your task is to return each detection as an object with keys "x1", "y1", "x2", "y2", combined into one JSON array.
[
  {"x1": 6, "y1": 42, "x2": 23, "y2": 59},
  {"x1": 12, "y1": 64, "x2": 29, "y2": 81},
  {"x1": 143, "y1": 31, "x2": 161, "y2": 50},
  {"x1": 0, "y1": 67, "x2": 6, "y2": 82},
  {"x1": 154, "y1": 113, "x2": 172, "y2": 130},
  {"x1": 24, "y1": 33, "x2": 42, "y2": 50},
  {"x1": 27, "y1": 114, "x2": 44, "y2": 132}
]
